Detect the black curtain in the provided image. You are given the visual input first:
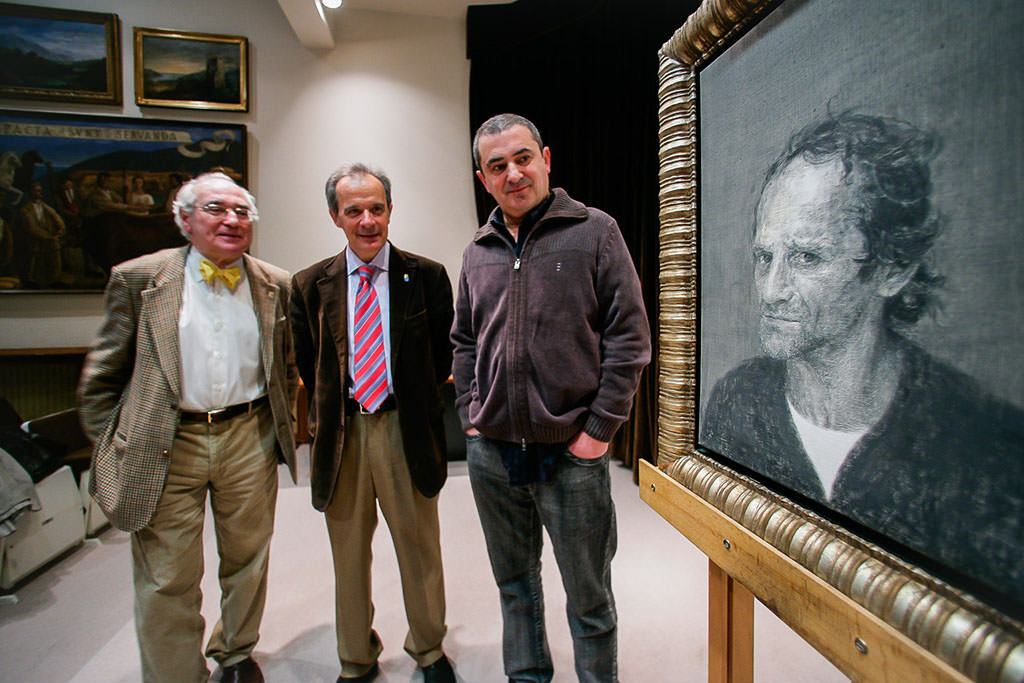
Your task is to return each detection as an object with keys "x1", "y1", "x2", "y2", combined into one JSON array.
[{"x1": 466, "y1": 0, "x2": 699, "y2": 480}]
